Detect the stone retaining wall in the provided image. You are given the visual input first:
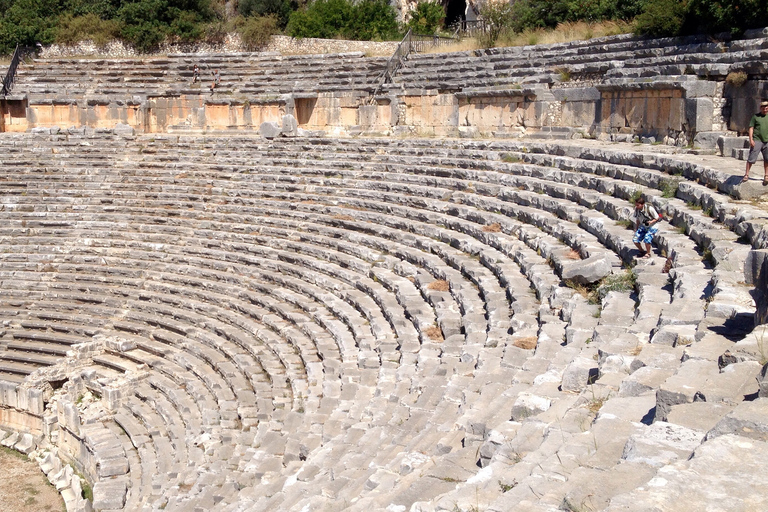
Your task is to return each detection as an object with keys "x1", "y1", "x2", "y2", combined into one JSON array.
[{"x1": 37, "y1": 35, "x2": 399, "y2": 59}]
